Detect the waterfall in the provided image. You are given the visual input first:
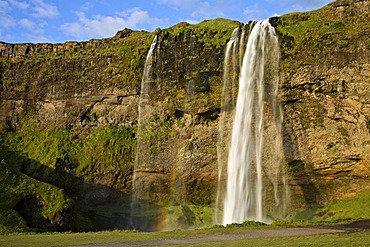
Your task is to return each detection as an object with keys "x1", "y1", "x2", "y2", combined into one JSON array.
[
  {"x1": 220, "y1": 20, "x2": 288, "y2": 226},
  {"x1": 131, "y1": 35, "x2": 161, "y2": 231},
  {"x1": 215, "y1": 26, "x2": 243, "y2": 224},
  {"x1": 133, "y1": 34, "x2": 159, "y2": 198}
]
